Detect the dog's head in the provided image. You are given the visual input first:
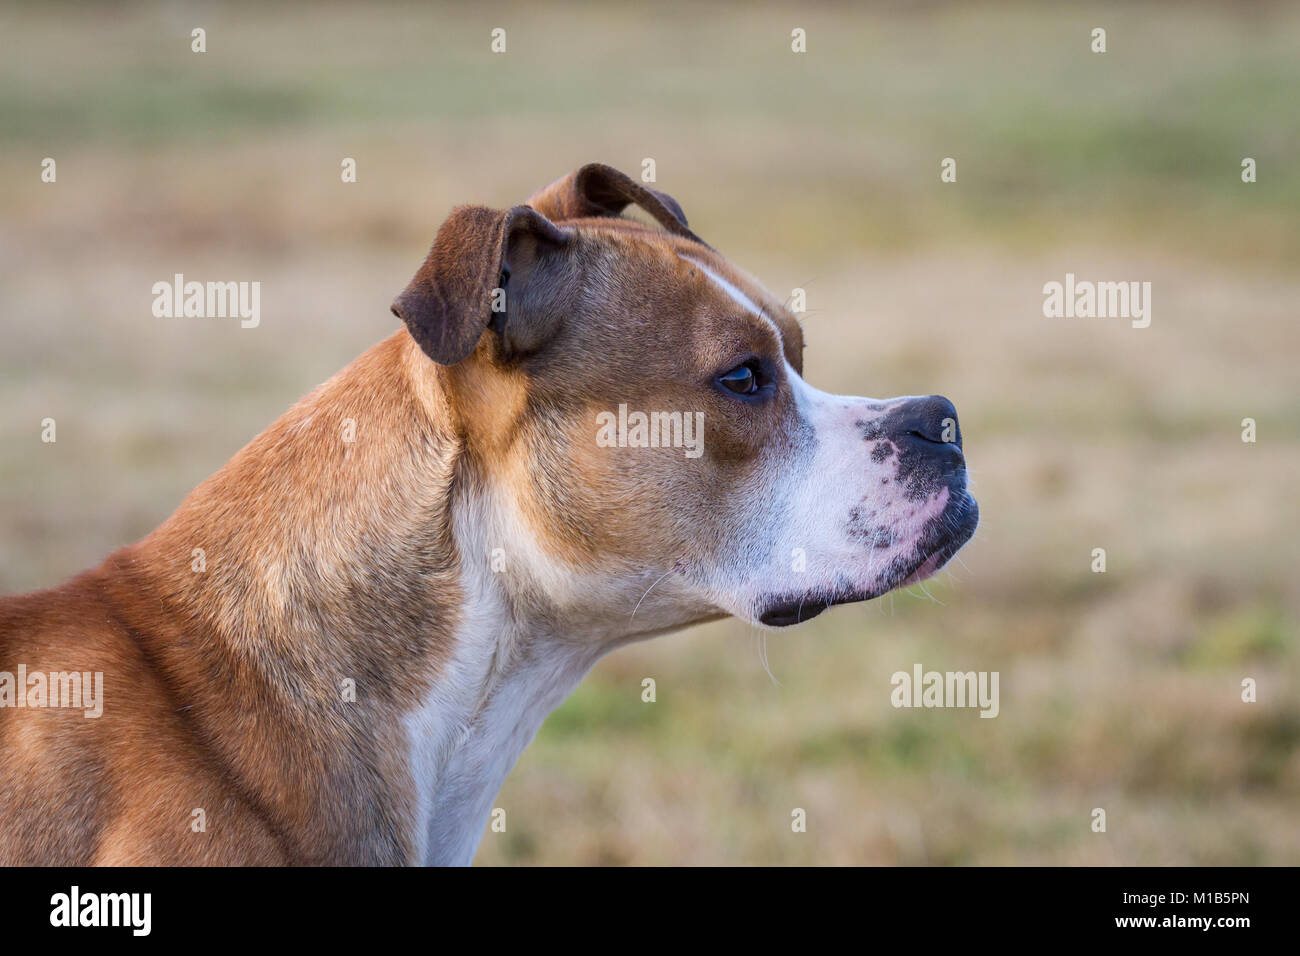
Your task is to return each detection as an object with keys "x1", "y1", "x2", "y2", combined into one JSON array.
[{"x1": 393, "y1": 164, "x2": 978, "y2": 634}]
